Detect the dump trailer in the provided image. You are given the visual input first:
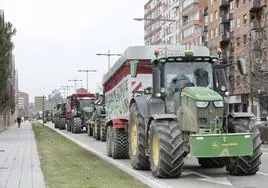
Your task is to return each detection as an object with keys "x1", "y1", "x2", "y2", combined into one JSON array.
[
  {"x1": 127, "y1": 45, "x2": 262, "y2": 178},
  {"x1": 66, "y1": 93, "x2": 95, "y2": 134},
  {"x1": 88, "y1": 93, "x2": 106, "y2": 141},
  {"x1": 103, "y1": 46, "x2": 157, "y2": 159}
]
